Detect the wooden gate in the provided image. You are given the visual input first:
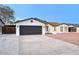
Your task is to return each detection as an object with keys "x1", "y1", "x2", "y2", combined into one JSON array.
[{"x1": 2, "y1": 25, "x2": 16, "y2": 34}]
